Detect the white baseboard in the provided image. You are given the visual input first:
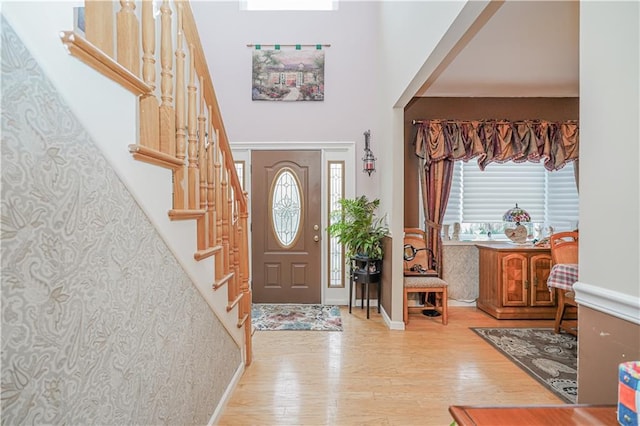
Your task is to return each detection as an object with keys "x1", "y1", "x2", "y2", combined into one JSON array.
[
  {"x1": 381, "y1": 306, "x2": 405, "y2": 330},
  {"x1": 448, "y1": 299, "x2": 477, "y2": 307},
  {"x1": 338, "y1": 299, "x2": 475, "y2": 330},
  {"x1": 324, "y1": 298, "x2": 348, "y2": 306},
  {"x1": 208, "y1": 361, "x2": 244, "y2": 426}
]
